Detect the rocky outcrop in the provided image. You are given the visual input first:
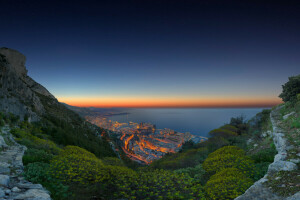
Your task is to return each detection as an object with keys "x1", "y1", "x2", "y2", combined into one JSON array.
[
  {"x1": 0, "y1": 47, "x2": 55, "y2": 121},
  {"x1": 0, "y1": 125, "x2": 51, "y2": 200},
  {"x1": 235, "y1": 106, "x2": 299, "y2": 200}
]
